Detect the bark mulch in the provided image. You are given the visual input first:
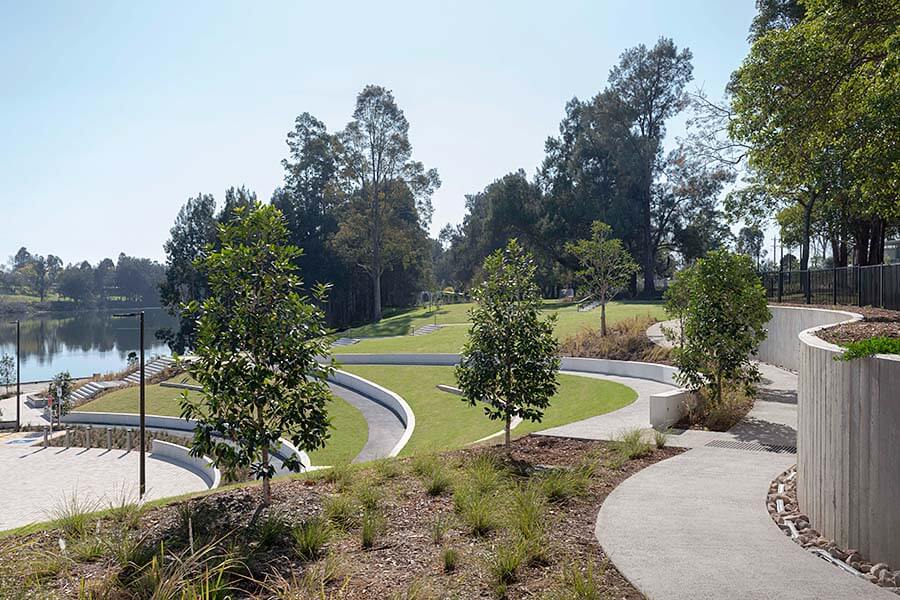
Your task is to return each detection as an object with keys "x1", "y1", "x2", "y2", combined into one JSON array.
[
  {"x1": 770, "y1": 302, "x2": 900, "y2": 346},
  {"x1": 0, "y1": 435, "x2": 682, "y2": 599}
]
